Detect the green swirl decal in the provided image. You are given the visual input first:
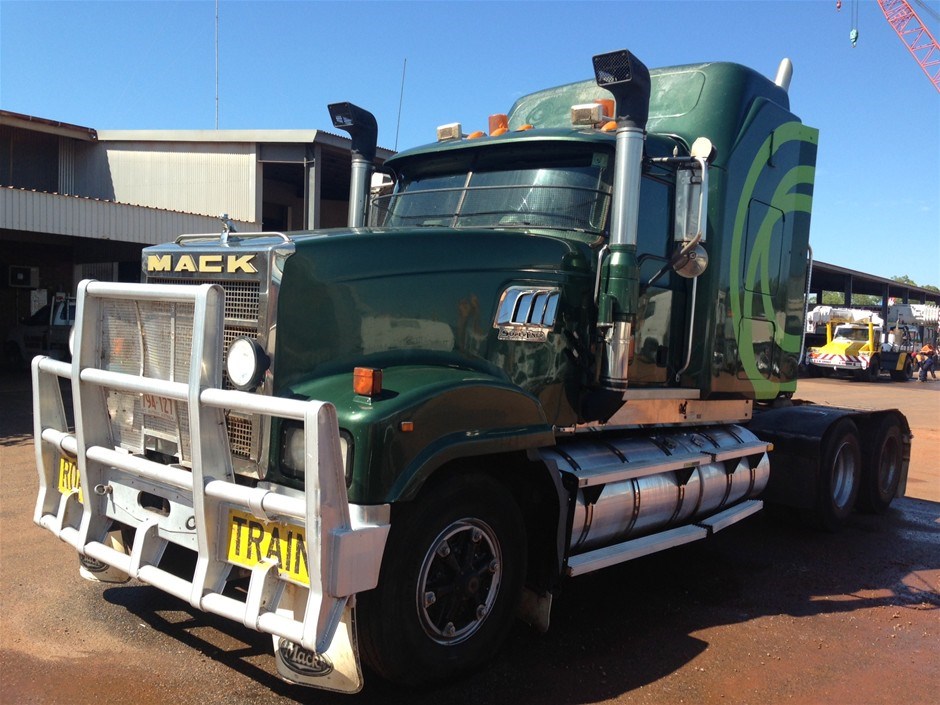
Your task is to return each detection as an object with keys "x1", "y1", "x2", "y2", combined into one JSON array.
[{"x1": 730, "y1": 121, "x2": 818, "y2": 398}]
